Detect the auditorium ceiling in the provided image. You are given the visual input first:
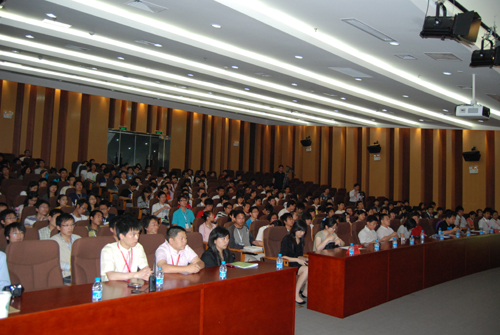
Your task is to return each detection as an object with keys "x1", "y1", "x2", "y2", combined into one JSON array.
[{"x1": 0, "y1": 0, "x2": 499, "y2": 129}]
